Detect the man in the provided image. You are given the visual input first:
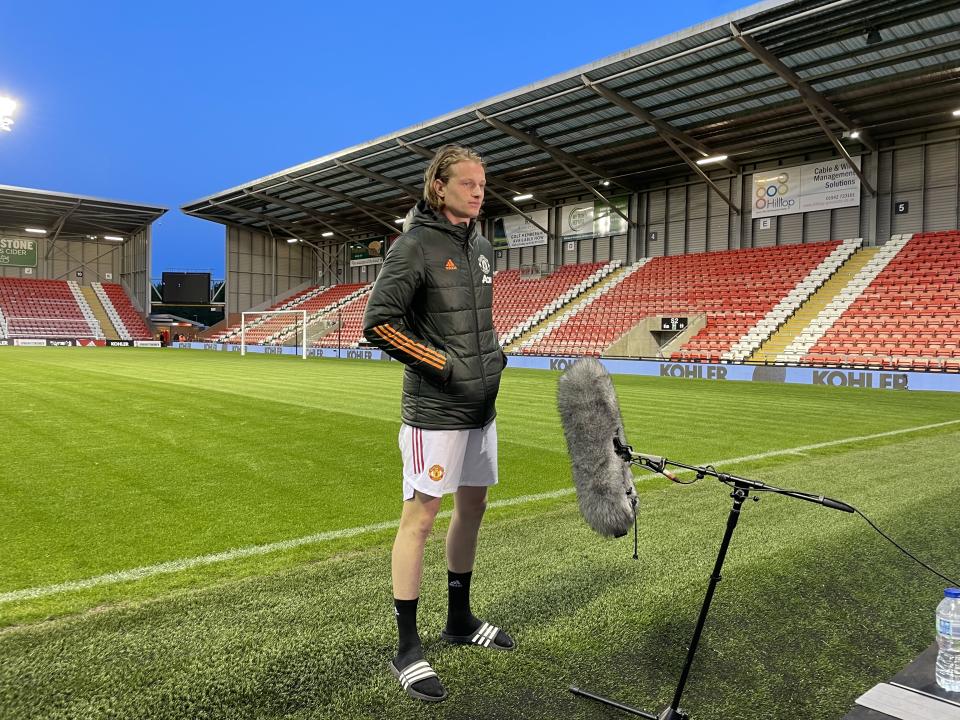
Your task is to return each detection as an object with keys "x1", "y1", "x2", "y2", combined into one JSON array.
[{"x1": 363, "y1": 144, "x2": 513, "y2": 703}]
